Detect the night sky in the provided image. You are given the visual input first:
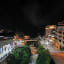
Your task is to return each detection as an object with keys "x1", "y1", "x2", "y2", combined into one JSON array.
[{"x1": 0, "y1": 0, "x2": 64, "y2": 36}]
